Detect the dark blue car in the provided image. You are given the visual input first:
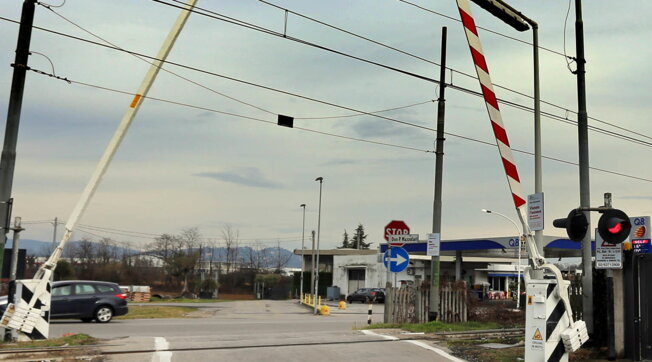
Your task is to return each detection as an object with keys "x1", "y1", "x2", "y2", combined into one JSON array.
[{"x1": 0, "y1": 280, "x2": 128, "y2": 323}]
